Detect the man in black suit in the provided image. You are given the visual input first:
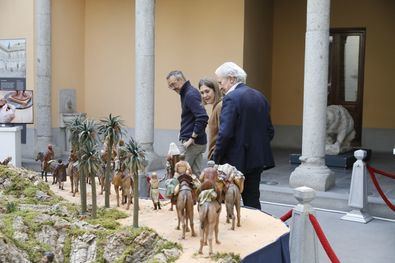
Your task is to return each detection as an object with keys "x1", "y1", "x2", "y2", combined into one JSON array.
[{"x1": 213, "y1": 62, "x2": 274, "y2": 210}]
